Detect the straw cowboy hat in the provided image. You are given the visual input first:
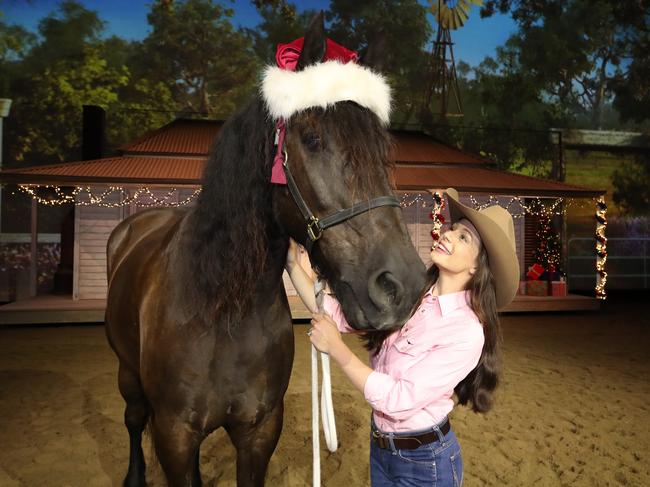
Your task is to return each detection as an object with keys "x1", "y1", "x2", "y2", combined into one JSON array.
[{"x1": 444, "y1": 188, "x2": 520, "y2": 309}]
